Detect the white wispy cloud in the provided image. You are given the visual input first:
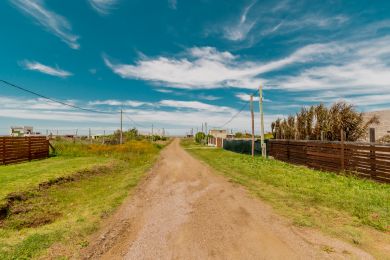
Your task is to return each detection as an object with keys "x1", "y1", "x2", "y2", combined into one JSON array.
[
  {"x1": 159, "y1": 100, "x2": 232, "y2": 112},
  {"x1": 155, "y1": 88, "x2": 174, "y2": 93},
  {"x1": 89, "y1": 98, "x2": 229, "y2": 112},
  {"x1": 21, "y1": 60, "x2": 72, "y2": 78},
  {"x1": 272, "y1": 36, "x2": 390, "y2": 95},
  {"x1": 11, "y1": 0, "x2": 80, "y2": 49},
  {"x1": 197, "y1": 94, "x2": 221, "y2": 101},
  {"x1": 0, "y1": 95, "x2": 282, "y2": 134},
  {"x1": 223, "y1": 1, "x2": 257, "y2": 41},
  {"x1": 89, "y1": 99, "x2": 152, "y2": 107},
  {"x1": 168, "y1": 0, "x2": 177, "y2": 10},
  {"x1": 212, "y1": 0, "x2": 350, "y2": 47},
  {"x1": 103, "y1": 44, "x2": 336, "y2": 89},
  {"x1": 0, "y1": 96, "x2": 76, "y2": 110},
  {"x1": 88, "y1": 0, "x2": 118, "y2": 15},
  {"x1": 262, "y1": 15, "x2": 349, "y2": 37},
  {"x1": 235, "y1": 93, "x2": 271, "y2": 102}
]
